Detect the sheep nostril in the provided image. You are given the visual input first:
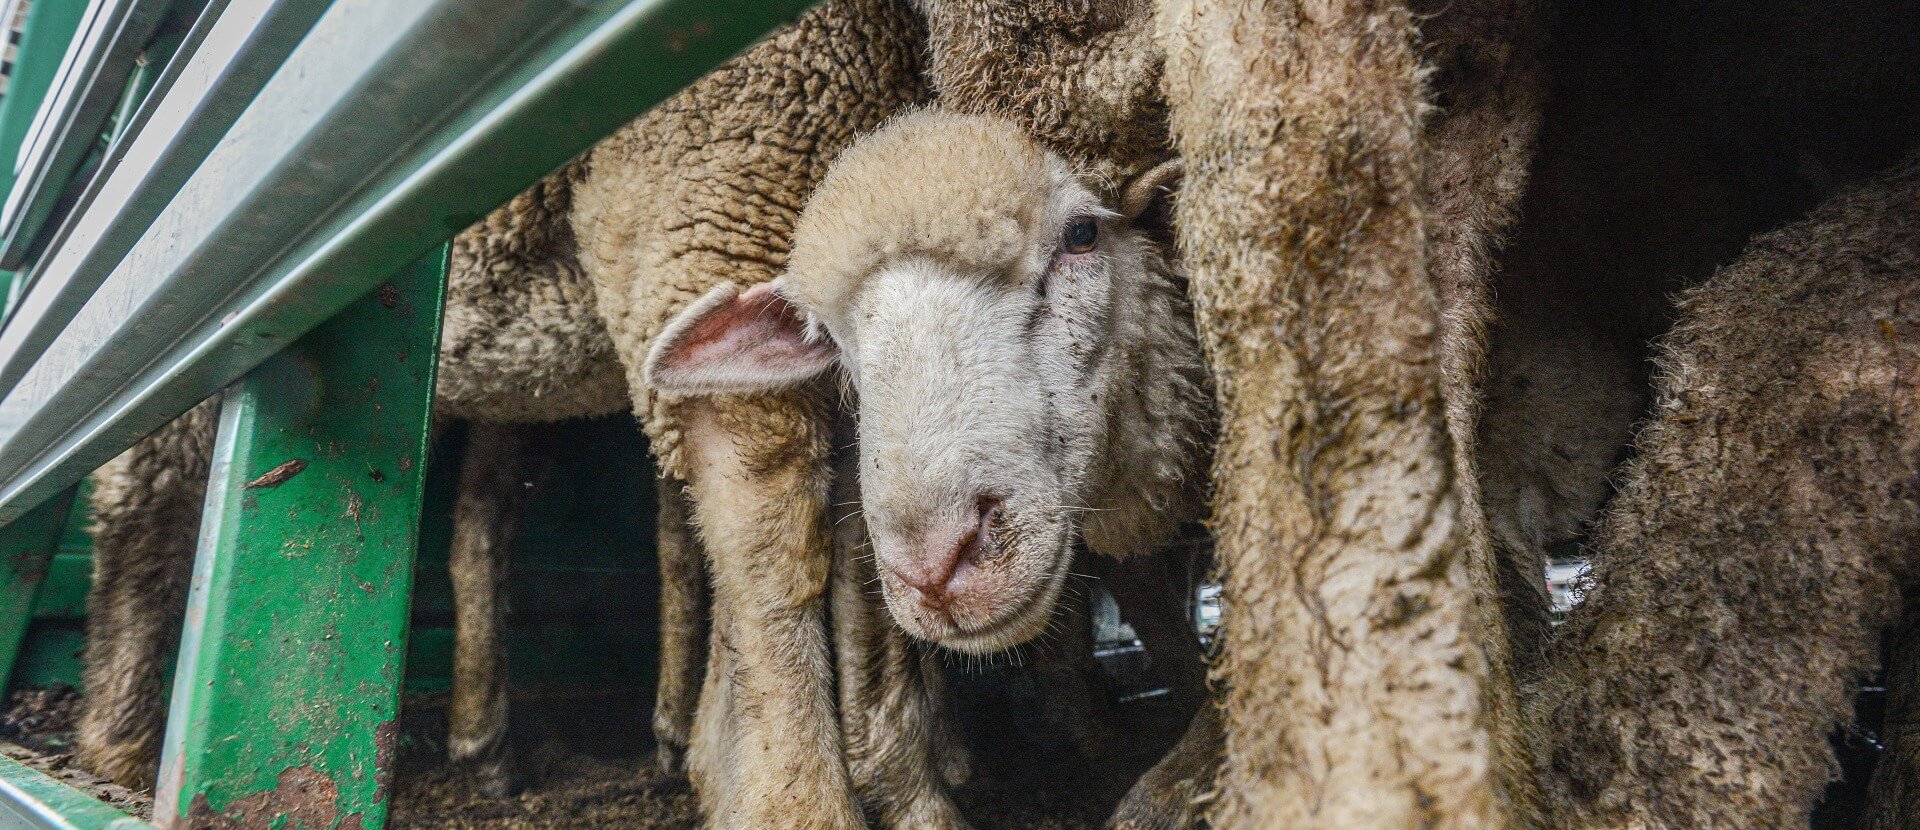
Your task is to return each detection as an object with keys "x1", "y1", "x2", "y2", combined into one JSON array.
[{"x1": 967, "y1": 495, "x2": 1004, "y2": 564}]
